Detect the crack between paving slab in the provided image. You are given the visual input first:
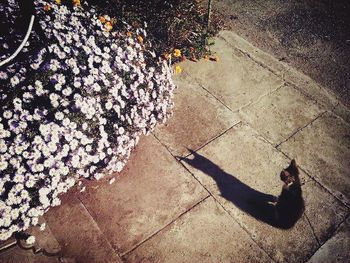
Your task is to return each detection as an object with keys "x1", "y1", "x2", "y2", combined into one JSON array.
[
  {"x1": 121, "y1": 195, "x2": 210, "y2": 258},
  {"x1": 77, "y1": 197, "x2": 123, "y2": 260},
  {"x1": 182, "y1": 71, "x2": 235, "y2": 113},
  {"x1": 185, "y1": 69, "x2": 286, "y2": 116},
  {"x1": 152, "y1": 126, "x2": 278, "y2": 261},
  {"x1": 152, "y1": 122, "x2": 241, "y2": 161},
  {"x1": 218, "y1": 35, "x2": 282, "y2": 79},
  {"x1": 275, "y1": 111, "x2": 327, "y2": 148},
  {"x1": 136, "y1": 133, "x2": 277, "y2": 262},
  {"x1": 302, "y1": 213, "x2": 350, "y2": 263},
  {"x1": 304, "y1": 213, "x2": 321, "y2": 246},
  {"x1": 287, "y1": 82, "x2": 329, "y2": 110},
  {"x1": 275, "y1": 114, "x2": 350, "y2": 209},
  {"x1": 151, "y1": 130, "x2": 217, "y2": 213},
  {"x1": 218, "y1": 34, "x2": 350, "y2": 122},
  {"x1": 209, "y1": 194, "x2": 278, "y2": 263},
  {"x1": 237, "y1": 83, "x2": 285, "y2": 113},
  {"x1": 151, "y1": 130, "x2": 223, "y2": 208},
  {"x1": 277, "y1": 150, "x2": 350, "y2": 209},
  {"x1": 181, "y1": 122, "x2": 241, "y2": 159}
]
